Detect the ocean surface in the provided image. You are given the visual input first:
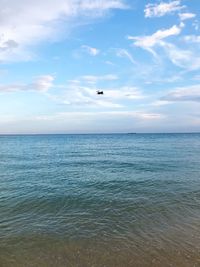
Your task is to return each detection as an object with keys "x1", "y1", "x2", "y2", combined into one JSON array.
[{"x1": 1, "y1": 133, "x2": 200, "y2": 267}]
